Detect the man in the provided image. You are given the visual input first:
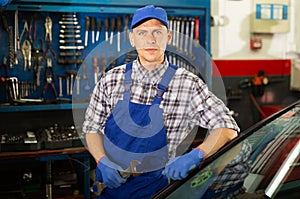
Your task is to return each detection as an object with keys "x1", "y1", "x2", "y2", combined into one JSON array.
[{"x1": 83, "y1": 5, "x2": 239, "y2": 199}]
